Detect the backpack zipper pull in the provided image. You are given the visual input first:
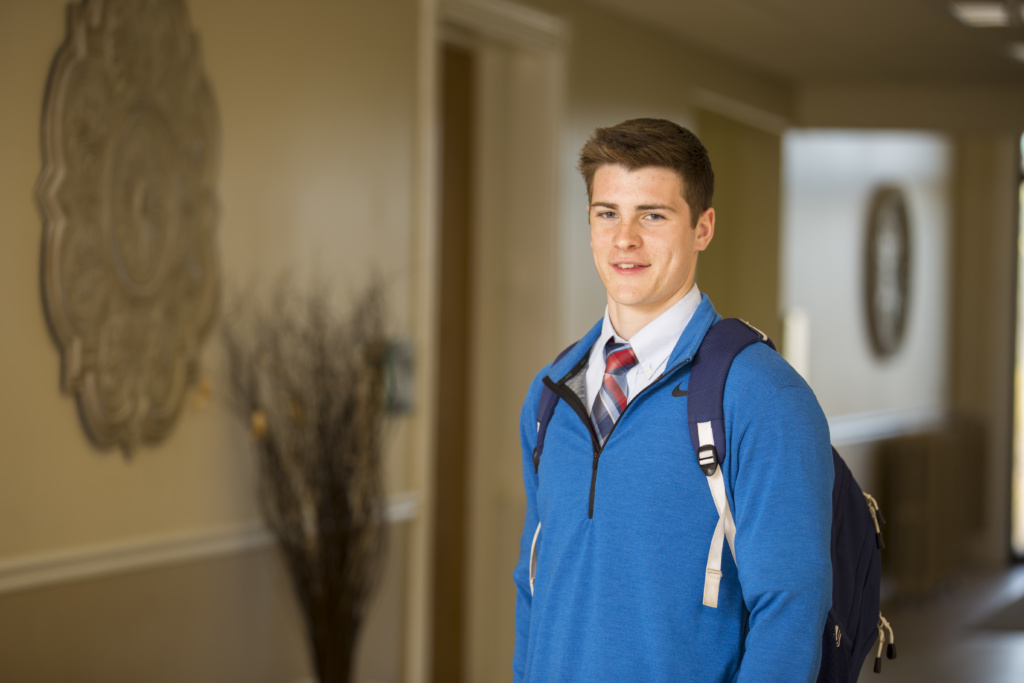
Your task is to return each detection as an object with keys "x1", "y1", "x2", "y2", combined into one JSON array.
[
  {"x1": 873, "y1": 613, "x2": 896, "y2": 673},
  {"x1": 864, "y1": 492, "x2": 886, "y2": 550},
  {"x1": 884, "y1": 612, "x2": 897, "y2": 661}
]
